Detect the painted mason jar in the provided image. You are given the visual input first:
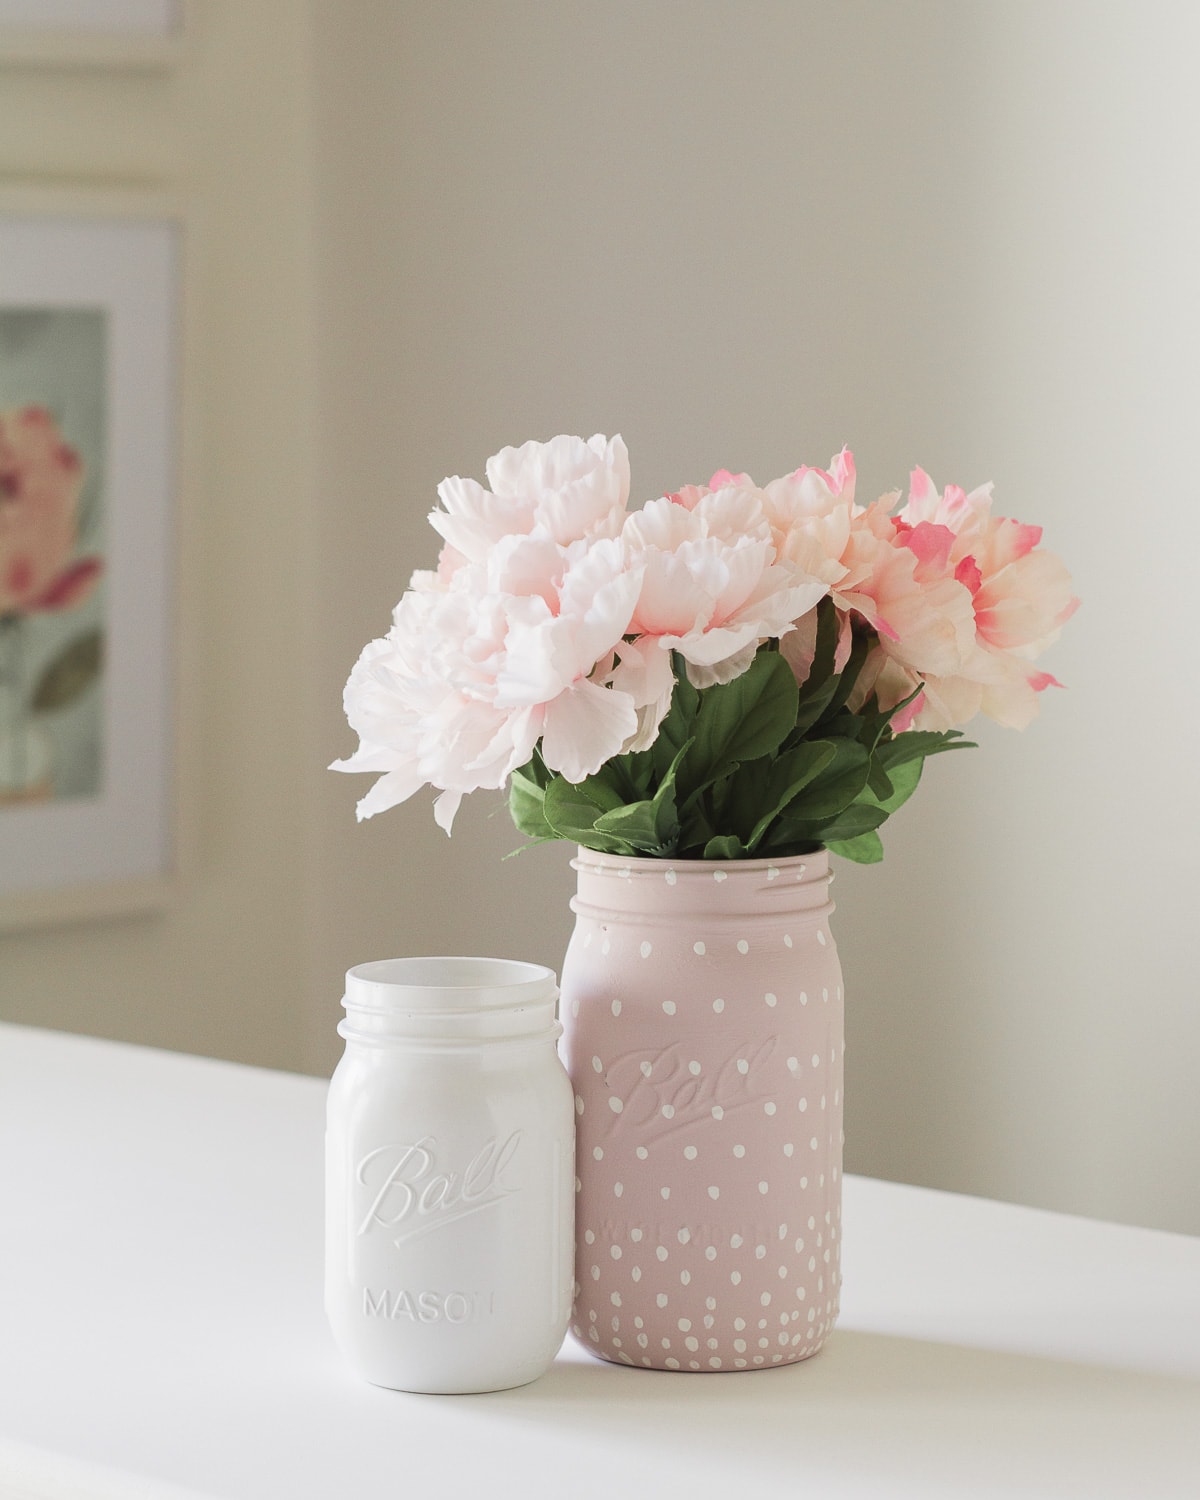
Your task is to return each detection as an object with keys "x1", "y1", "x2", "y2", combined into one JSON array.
[
  {"x1": 561, "y1": 851, "x2": 844, "y2": 1372},
  {"x1": 325, "y1": 956, "x2": 575, "y2": 1393}
]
